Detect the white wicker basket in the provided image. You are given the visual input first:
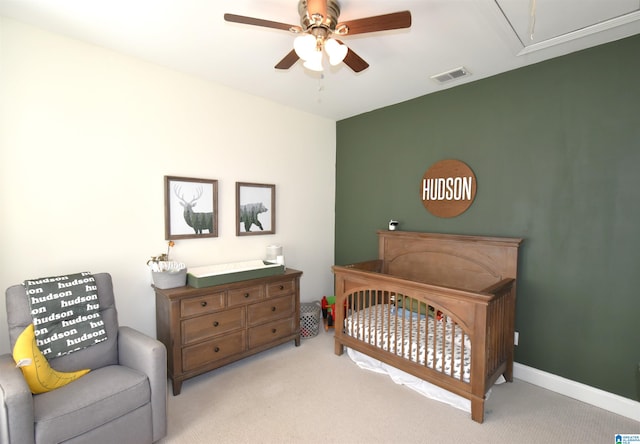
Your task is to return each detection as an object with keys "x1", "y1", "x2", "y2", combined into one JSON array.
[{"x1": 151, "y1": 262, "x2": 187, "y2": 289}]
